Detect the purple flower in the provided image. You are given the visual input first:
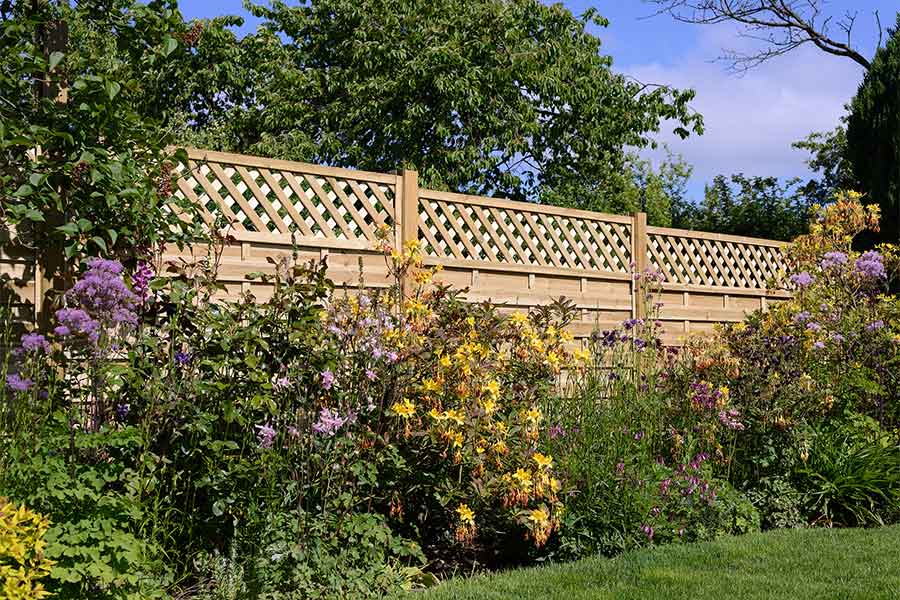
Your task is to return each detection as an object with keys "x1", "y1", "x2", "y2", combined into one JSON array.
[
  {"x1": 831, "y1": 333, "x2": 845, "y2": 343},
  {"x1": 854, "y1": 251, "x2": 886, "y2": 280},
  {"x1": 615, "y1": 462, "x2": 625, "y2": 475},
  {"x1": 820, "y1": 251, "x2": 848, "y2": 270},
  {"x1": 386, "y1": 351, "x2": 399, "y2": 364},
  {"x1": 790, "y1": 272, "x2": 814, "y2": 288},
  {"x1": 255, "y1": 423, "x2": 277, "y2": 449},
  {"x1": 793, "y1": 311, "x2": 811, "y2": 324},
  {"x1": 813, "y1": 341, "x2": 826, "y2": 350},
  {"x1": 131, "y1": 261, "x2": 155, "y2": 301},
  {"x1": 312, "y1": 407, "x2": 354, "y2": 437},
  {"x1": 623, "y1": 318, "x2": 644, "y2": 331},
  {"x1": 866, "y1": 320, "x2": 885, "y2": 331},
  {"x1": 548, "y1": 424, "x2": 566, "y2": 440},
  {"x1": 633, "y1": 430, "x2": 645, "y2": 441},
  {"x1": 659, "y1": 478, "x2": 671, "y2": 495},
  {"x1": 320, "y1": 369, "x2": 335, "y2": 390},
  {"x1": 19, "y1": 333, "x2": 50, "y2": 354},
  {"x1": 273, "y1": 376, "x2": 291, "y2": 390},
  {"x1": 640, "y1": 524, "x2": 654, "y2": 541},
  {"x1": 364, "y1": 369, "x2": 376, "y2": 381},
  {"x1": 806, "y1": 322, "x2": 821, "y2": 332},
  {"x1": 116, "y1": 403, "x2": 130, "y2": 421},
  {"x1": 717, "y1": 408, "x2": 745, "y2": 430},
  {"x1": 55, "y1": 308, "x2": 100, "y2": 343},
  {"x1": 67, "y1": 258, "x2": 139, "y2": 328},
  {"x1": 6, "y1": 374, "x2": 33, "y2": 392},
  {"x1": 174, "y1": 351, "x2": 191, "y2": 365}
]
